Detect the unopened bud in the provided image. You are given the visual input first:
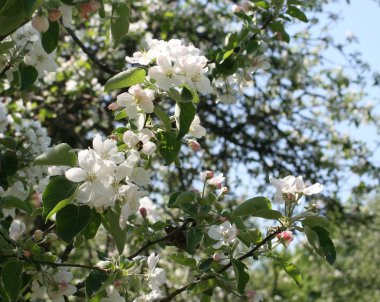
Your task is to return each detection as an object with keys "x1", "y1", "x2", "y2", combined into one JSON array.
[
  {"x1": 188, "y1": 139, "x2": 201, "y2": 152},
  {"x1": 220, "y1": 187, "x2": 229, "y2": 195},
  {"x1": 310, "y1": 203, "x2": 319, "y2": 212},
  {"x1": 48, "y1": 9, "x2": 61, "y2": 22},
  {"x1": 212, "y1": 253, "x2": 221, "y2": 261},
  {"x1": 276, "y1": 231, "x2": 294, "y2": 247},
  {"x1": 34, "y1": 229, "x2": 44, "y2": 240},
  {"x1": 32, "y1": 15, "x2": 49, "y2": 33},
  {"x1": 23, "y1": 250, "x2": 32, "y2": 257},
  {"x1": 46, "y1": 233, "x2": 57, "y2": 242},
  {"x1": 108, "y1": 102, "x2": 119, "y2": 111},
  {"x1": 139, "y1": 207, "x2": 147, "y2": 218},
  {"x1": 96, "y1": 260, "x2": 112, "y2": 269},
  {"x1": 114, "y1": 280, "x2": 122, "y2": 289},
  {"x1": 218, "y1": 216, "x2": 227, "y2": 223}
]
